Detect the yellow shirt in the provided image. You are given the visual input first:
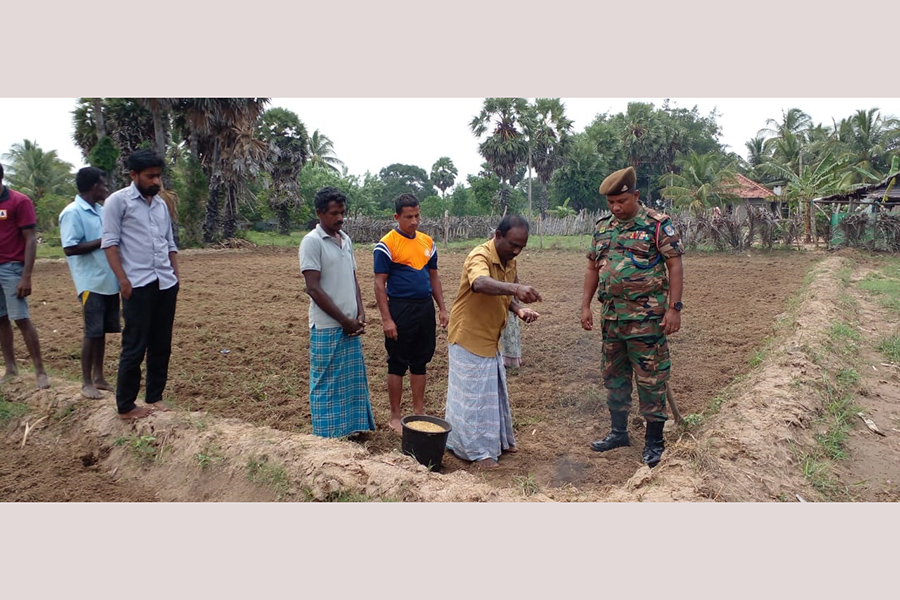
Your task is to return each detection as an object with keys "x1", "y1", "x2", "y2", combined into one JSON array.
[{"x1": 447, "y1": 239, "x2": 517, "y2": 357}]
